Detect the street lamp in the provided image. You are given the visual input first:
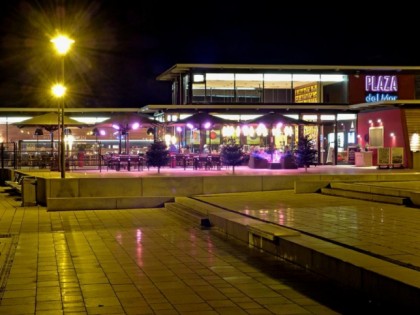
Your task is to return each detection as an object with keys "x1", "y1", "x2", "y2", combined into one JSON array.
[
  {"x1": 51, "y1": 83, "x2": 66, "y2": 177},
  {"x1": 51, "y1": 35, "x2": 74, "y2": 179}
]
